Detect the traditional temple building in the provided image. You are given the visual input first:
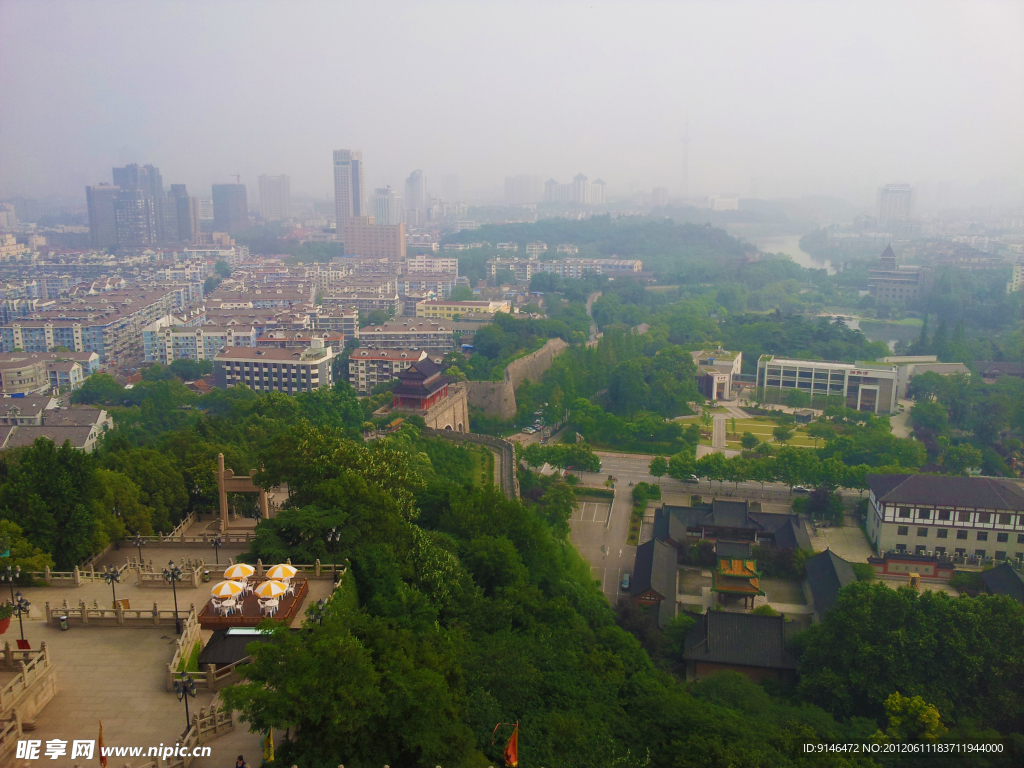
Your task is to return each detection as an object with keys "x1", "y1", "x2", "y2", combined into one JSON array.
[
  {"x1": 389, "y1": 358, "x2": 469, "y2": 432},
  {"x1": 711, "y1": 552, "x2": 764, "y2": 609}
]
